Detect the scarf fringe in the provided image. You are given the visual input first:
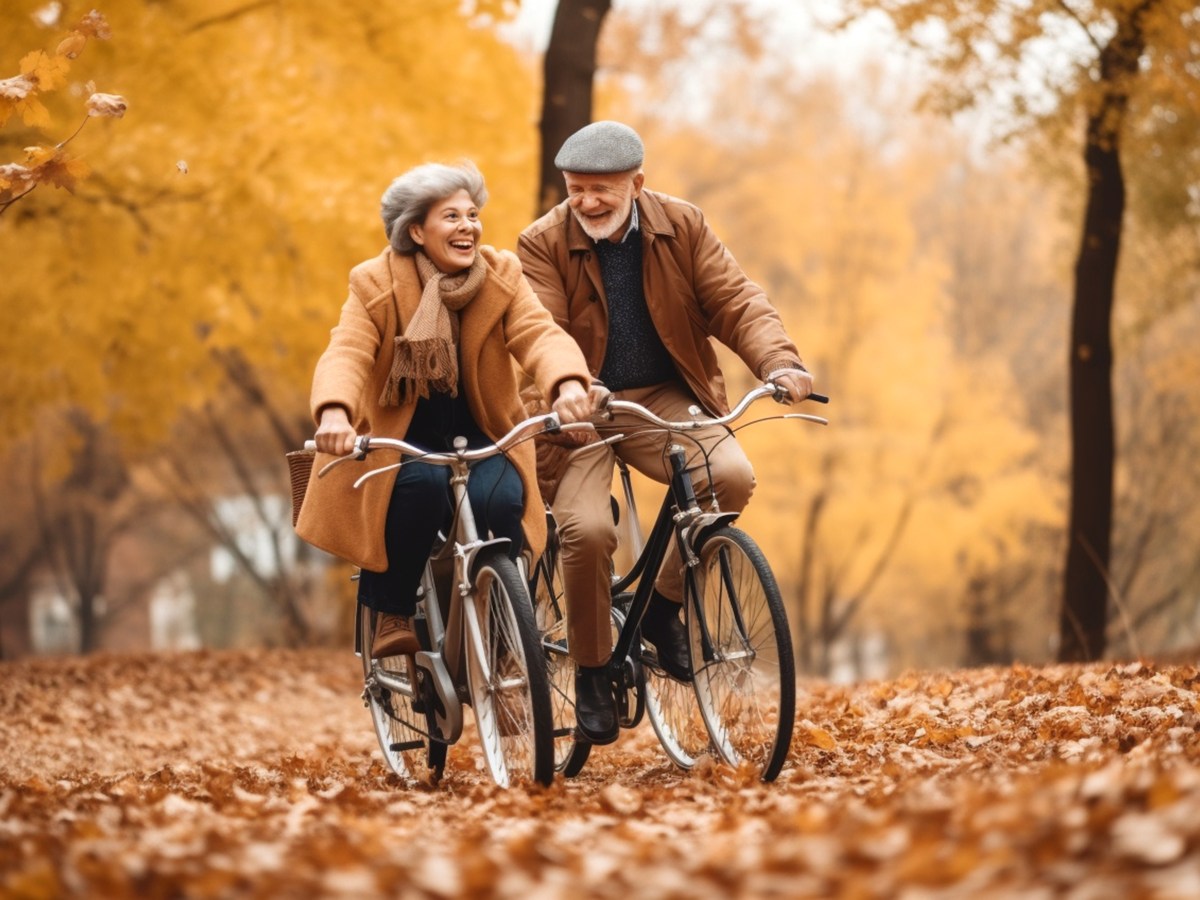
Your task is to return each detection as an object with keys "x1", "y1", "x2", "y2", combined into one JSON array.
[{"x1": 380, "y1": 335, "x2": 458, "y2": 406}]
